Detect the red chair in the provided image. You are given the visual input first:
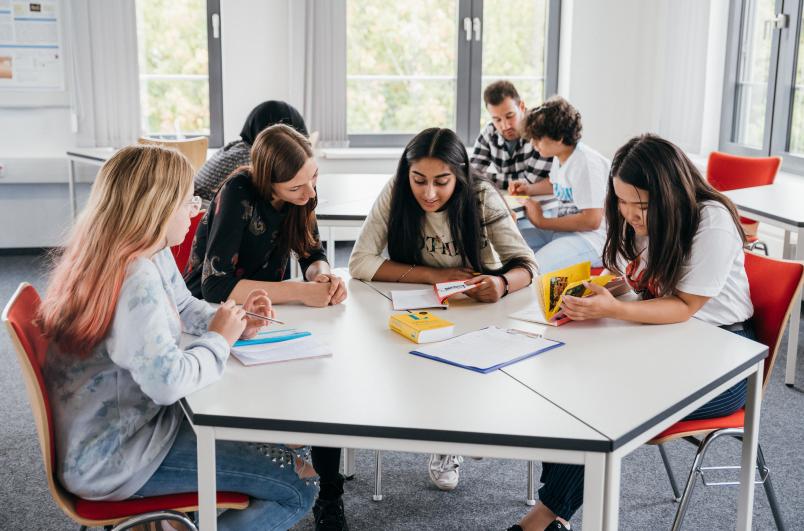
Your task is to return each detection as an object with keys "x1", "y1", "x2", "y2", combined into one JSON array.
[
  {"x1": 649, "y1": 252, "x2": 803, "y2": 530},
  {"x1": 171, "y1": 211, "x2": 205, "y2": 274},
  {"x1": 707, "y1": 151, "x2": 781, "y2": 255},
  {"x1": 2, "y1": 283, "x2": 249, "y2": 531}
]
